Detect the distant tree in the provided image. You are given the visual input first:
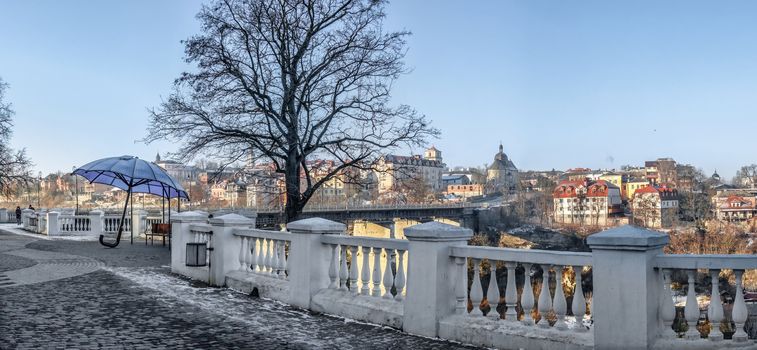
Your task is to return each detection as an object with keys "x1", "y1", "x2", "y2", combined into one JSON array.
[
  {"x1": 734, "y1": 164, "x2": 757, "y2": 188},
  {"x1": 145, "y1": 0, "x2": 438, "y2": 222},
  {"x1": 0, "y1": 77, "x2": 32, "y2": 196}
]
